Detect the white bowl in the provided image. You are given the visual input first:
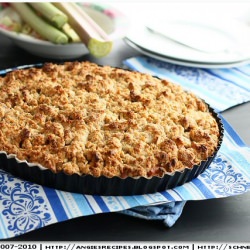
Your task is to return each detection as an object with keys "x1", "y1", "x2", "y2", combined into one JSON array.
[{"x1": 0, "y1": 3, "x2": 128, "y2": 59}]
